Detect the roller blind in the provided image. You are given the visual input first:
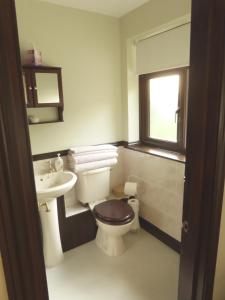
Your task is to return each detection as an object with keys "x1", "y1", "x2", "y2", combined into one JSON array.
[{"x1": 136, "y1": 23, "x2": 191, "y2": 75}]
